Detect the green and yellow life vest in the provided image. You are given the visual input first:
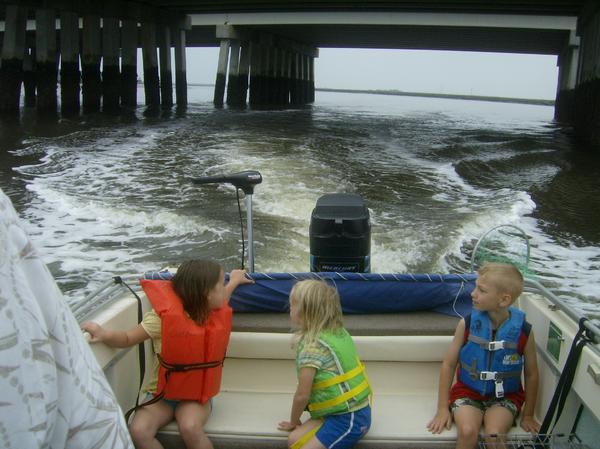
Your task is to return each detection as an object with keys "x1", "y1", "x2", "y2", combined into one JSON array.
[{"x1": 297, "y1": 329, "x2": 371, "y2": 419}]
